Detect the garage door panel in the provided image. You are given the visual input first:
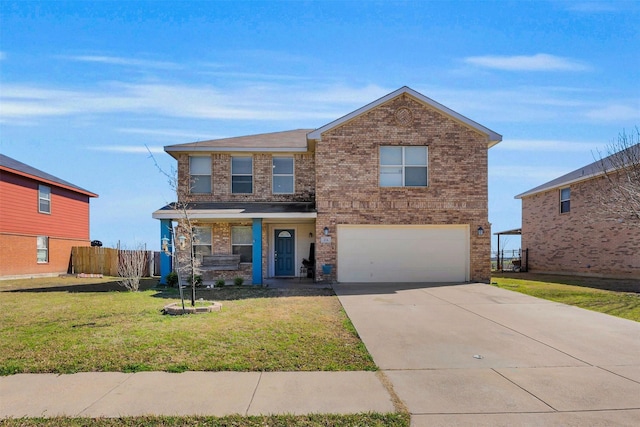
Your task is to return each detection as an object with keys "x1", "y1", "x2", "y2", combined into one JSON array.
[{"x1": 337, "y1": 225, "x2": 469, "y2": 283}]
